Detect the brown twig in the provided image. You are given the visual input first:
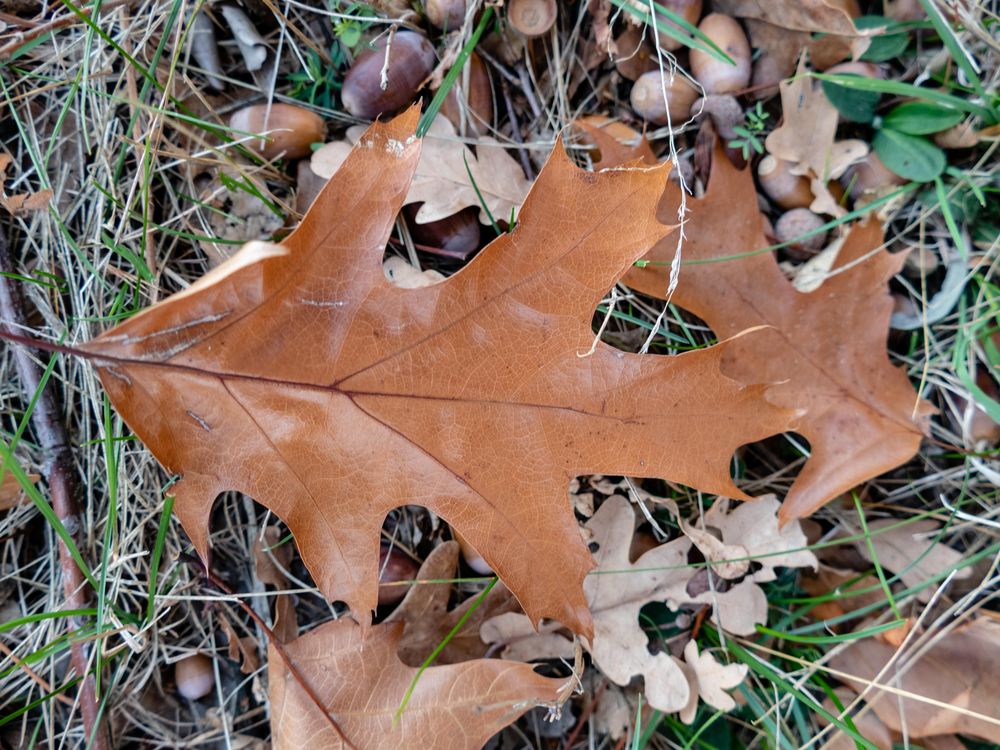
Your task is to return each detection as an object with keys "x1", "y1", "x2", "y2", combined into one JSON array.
[
  {"x1": 0, "y1": 230, "x2": 109, "y2": 749},
  {"x1": 199, "y1": 563, "x2": 358, "y2": 750}
]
